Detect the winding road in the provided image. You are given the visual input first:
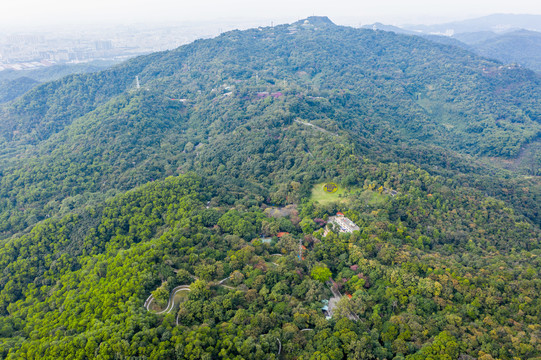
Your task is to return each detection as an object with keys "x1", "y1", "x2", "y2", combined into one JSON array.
[
  {"x1": 146, "y1": 278, "x2": 233, "y2": 315},
  {"x1": 145, "y1": 285, "x2": 191, "y2": 314},
  {"x1": 147, "y1": 266, "x2": 272, "y2": 317}
]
